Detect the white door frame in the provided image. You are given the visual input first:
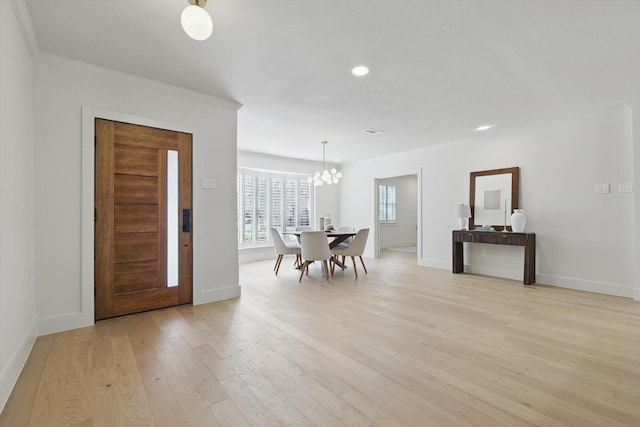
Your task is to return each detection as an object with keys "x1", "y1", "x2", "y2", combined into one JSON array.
[{"x1": 373, "y1": 168, "x2": 422, "y2": 261}]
